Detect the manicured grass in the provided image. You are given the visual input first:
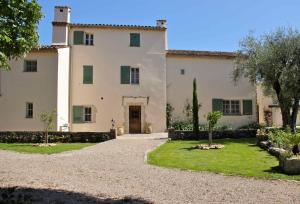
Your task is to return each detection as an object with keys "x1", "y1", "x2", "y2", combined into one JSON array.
[
  {"x1": 0, "y1": 143, "x2": 94, "y2": 154},
  {"x1": 148, "y1": 138, "x2": 300, "y2": 180}
]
